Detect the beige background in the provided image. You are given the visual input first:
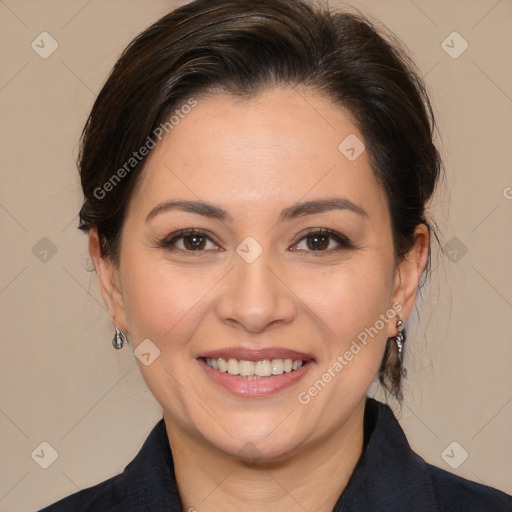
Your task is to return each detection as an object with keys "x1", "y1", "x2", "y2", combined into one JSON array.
[{"x1": 0, "y1": 0, "x2": 511, "y2": 510}]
